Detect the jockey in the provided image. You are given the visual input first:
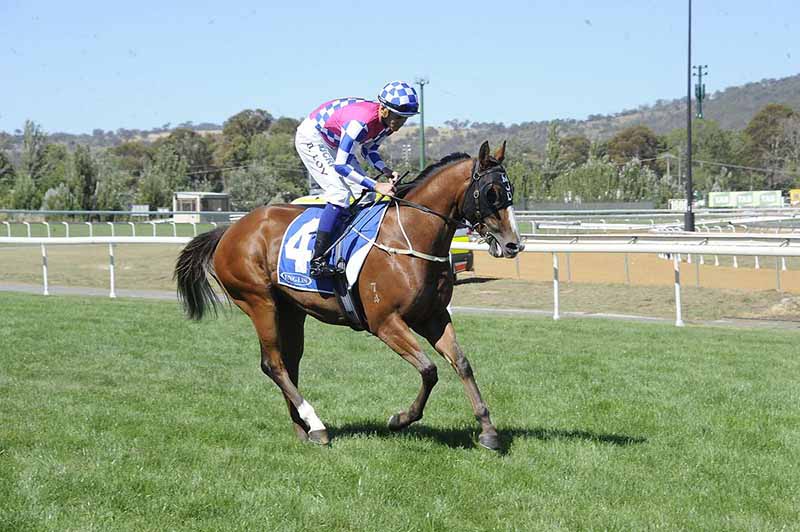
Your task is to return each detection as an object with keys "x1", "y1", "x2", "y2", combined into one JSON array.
[{"x1": 295, "y1": 80, "x2": 419, "y2": 277}]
